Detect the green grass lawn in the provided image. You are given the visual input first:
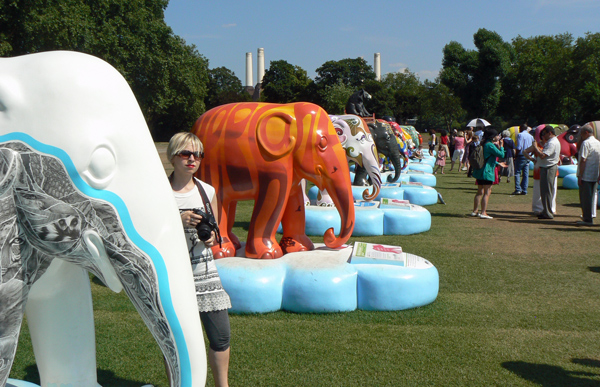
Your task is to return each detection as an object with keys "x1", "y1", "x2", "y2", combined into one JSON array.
[{"x1": 10, "y1": 163, "x2": 600, "y2": 386}]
